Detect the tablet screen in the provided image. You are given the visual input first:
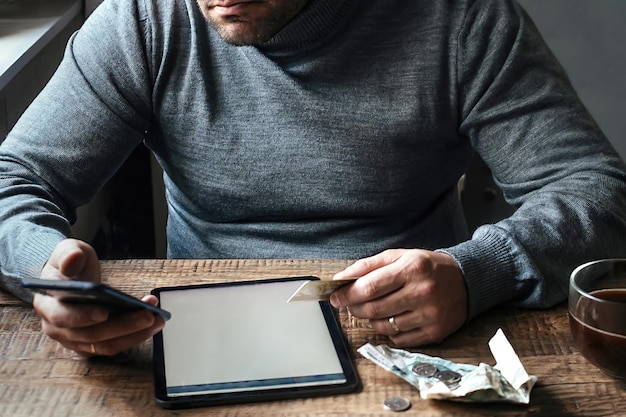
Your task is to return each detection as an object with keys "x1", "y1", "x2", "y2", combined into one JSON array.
[{"x1": 152, "y1": 277, "x2": 359, "y2": 408}]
